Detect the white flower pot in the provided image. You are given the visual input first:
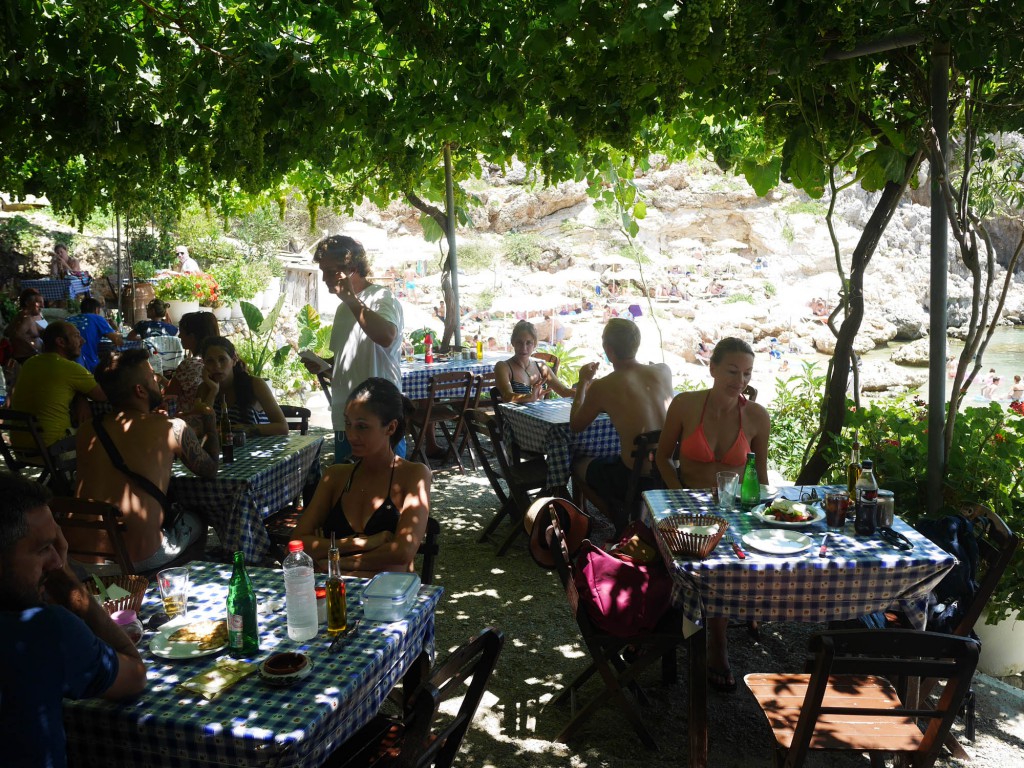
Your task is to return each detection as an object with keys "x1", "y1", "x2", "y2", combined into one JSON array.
[
  {"x1": 165, "y1": 299, "x2": 200, "y2": 324},
  {"x1": 231, "y1": 302, "x2": 246, "y2": 320},
  {"x1": 250, "y1": 290, "x2": 264, "y2": 309},
  {"x1": 975, "y1": 609, "x2": 1024, "y2": 676},
  {"x1": 213, "y1": 305, "x2": 232, "y2": 322}
]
